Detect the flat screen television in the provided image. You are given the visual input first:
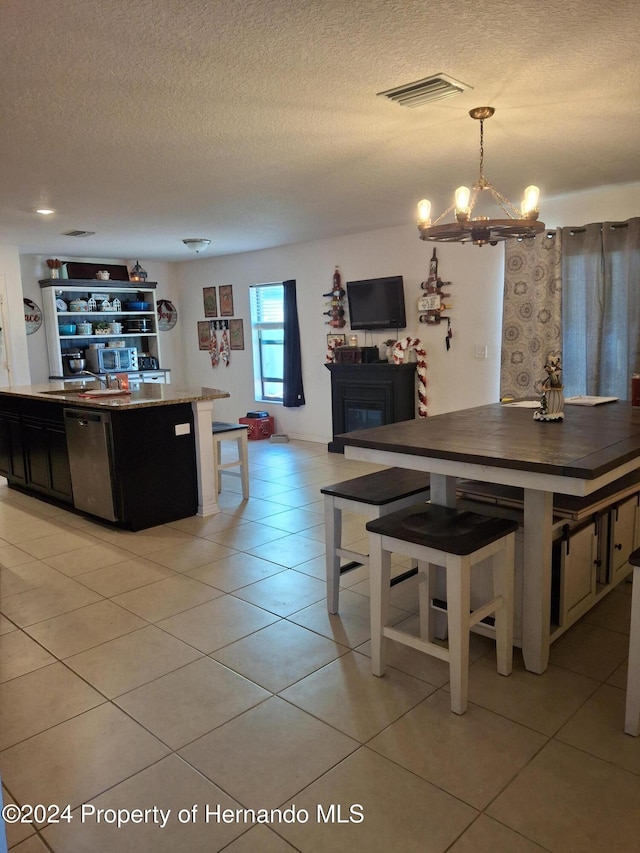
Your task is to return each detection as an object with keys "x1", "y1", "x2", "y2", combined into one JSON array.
[{"x1": 346, "y1": 275, "x2": 406, "y2": 331}]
